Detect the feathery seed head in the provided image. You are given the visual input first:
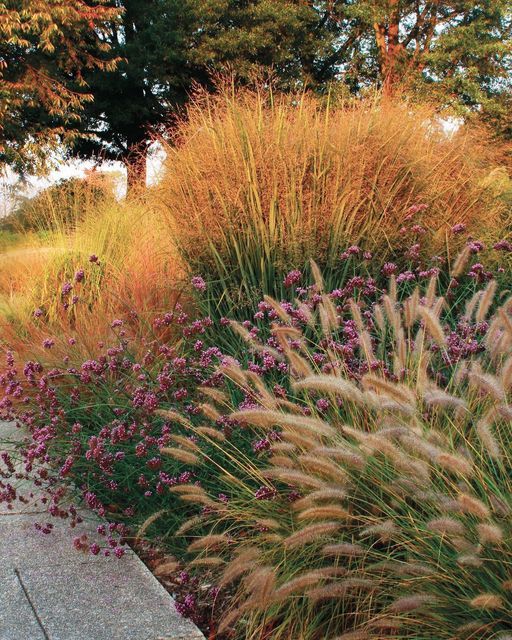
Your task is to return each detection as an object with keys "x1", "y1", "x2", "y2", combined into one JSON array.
[
  {"x1": 297, "y1": 505, "x2": 351, "y2": 521},
  {"x1": 322, "y1": 542, "x2": 366, "y2": 558},
  {"x1": 469, "y1": 593, "x2": 503, "y2": 610},
  {"x1": 283, "y1": 522, "x2": 341, "y2": 549},
  {"x1": 389, "y1": 594, "x2": 437, "y2": 613},
  {"x1": 457, "y1": 493, "x2": 491, "y2": 519},
  {"x1": 476, "y1": 523, "x2": 503, "y2": 545},
  {"x1": 427, "y1": 517, "x2": 466, "y2": 536}
]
